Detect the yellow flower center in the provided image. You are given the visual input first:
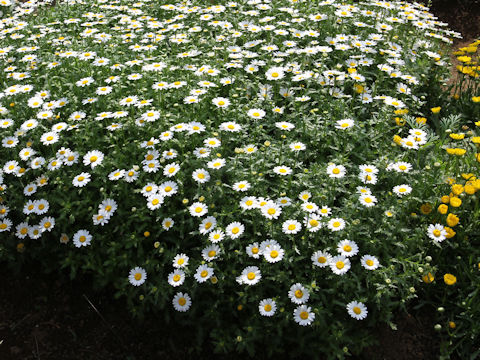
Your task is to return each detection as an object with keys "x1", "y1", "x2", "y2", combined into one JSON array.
[
  {"x1": 353, "y1": 307, "x2": 361, "y2": 315},
  {"x1": 208, "y1": 250, "x2": 216, "y2": 258},
  {"x1": 343, "y1": 245, "x2": 352, "y2": 252},
  {"x1": 78, "y1": 176, "x2": 85, "y2": 181},
  {"x1": 168, "y1": 167, "x2": 176, "y2": 173},
  {"x1": 332, "y1": 168, "x2": 340, "y2": 174},
  {"x1": 195, "y1": 206, "x2": 203, "y2": 213},
  {"x1": 165, "y1": 186, "x2": 172, "y2": 192},
  {"x1": 270, "y1": 250, "x2": 279, "y2": 258},
  {"x1": 336, "y1": 261, "x2": 345, "y2": 269},
  {"x1": 200, "y1": 270, "x2": 208, "y2": 278},
  {"x1": 366, "y1": 259, "x2": 374, "y2": 267},
  {"x1": 288, "y1": 224, "x2": 296, "y2": 231},
  {"x1": 152, "y1": 199, "x2": 160, "y2": 205},
  {"x1": 146, "y1": 186, "x2": 152, "y2": 192},
  {"x1": 232, "y1": 227, "x2": 239, "y2": 234},
  {"x1": 177, "y1": 258, "x2": 184, "y2": 265},
  {"x1": 300, "y1": 311, "x2": 309, "y2": 320},
  {"x1": 0, "y1": 224, "x2": 7, "y2": 229},
  {"x1": 267, "y1": 208, "x2": 276, "y2": 215},
  {"x1": 264, "y1": 304, "x2": 272, "y2": 312},
  {"x1": 247, "y1": 272, "x2": 256, "y2": 280},
  {"x1": 433, "y1": 229, "x2": 441, "y2": 237},
  {"x1": 46, "y1": 136, "x2": 54, "y2": 141},
  {"x1": 295, "y1": 290, "x2": 303, "y2": 298},
  {"x1": 173, "y1": 274, "x2": 181, "y2": 282},
  {"x1": 178, "y1": 297, "x2": 186, "y2": 306},
  {"x1": 333, "y1": 221, "x2": 341, "y2": 228},
  {"x1": 79, "y1": 235, "x2": 86, "y2": 243},
  {"x1": 318, "y1": 256, "x2": 327, "y2": 264},
  {"x1": 134, "y1": 273, "x2": 142, "y2": 281}
]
